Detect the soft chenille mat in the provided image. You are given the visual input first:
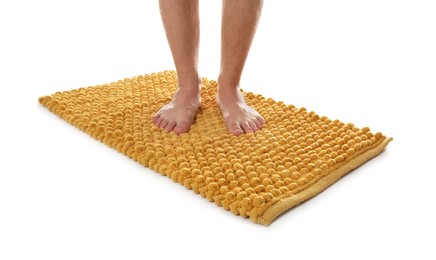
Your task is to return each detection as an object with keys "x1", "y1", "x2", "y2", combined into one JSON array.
[{"x1": 39, "y1": 70, "x2": 392, "y2": 225}]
